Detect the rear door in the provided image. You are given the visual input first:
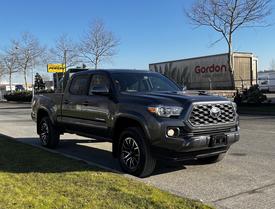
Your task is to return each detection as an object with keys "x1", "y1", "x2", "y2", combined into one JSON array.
[{"x1": 61, "y1": 74, "x2": 90, "y2": 130}]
